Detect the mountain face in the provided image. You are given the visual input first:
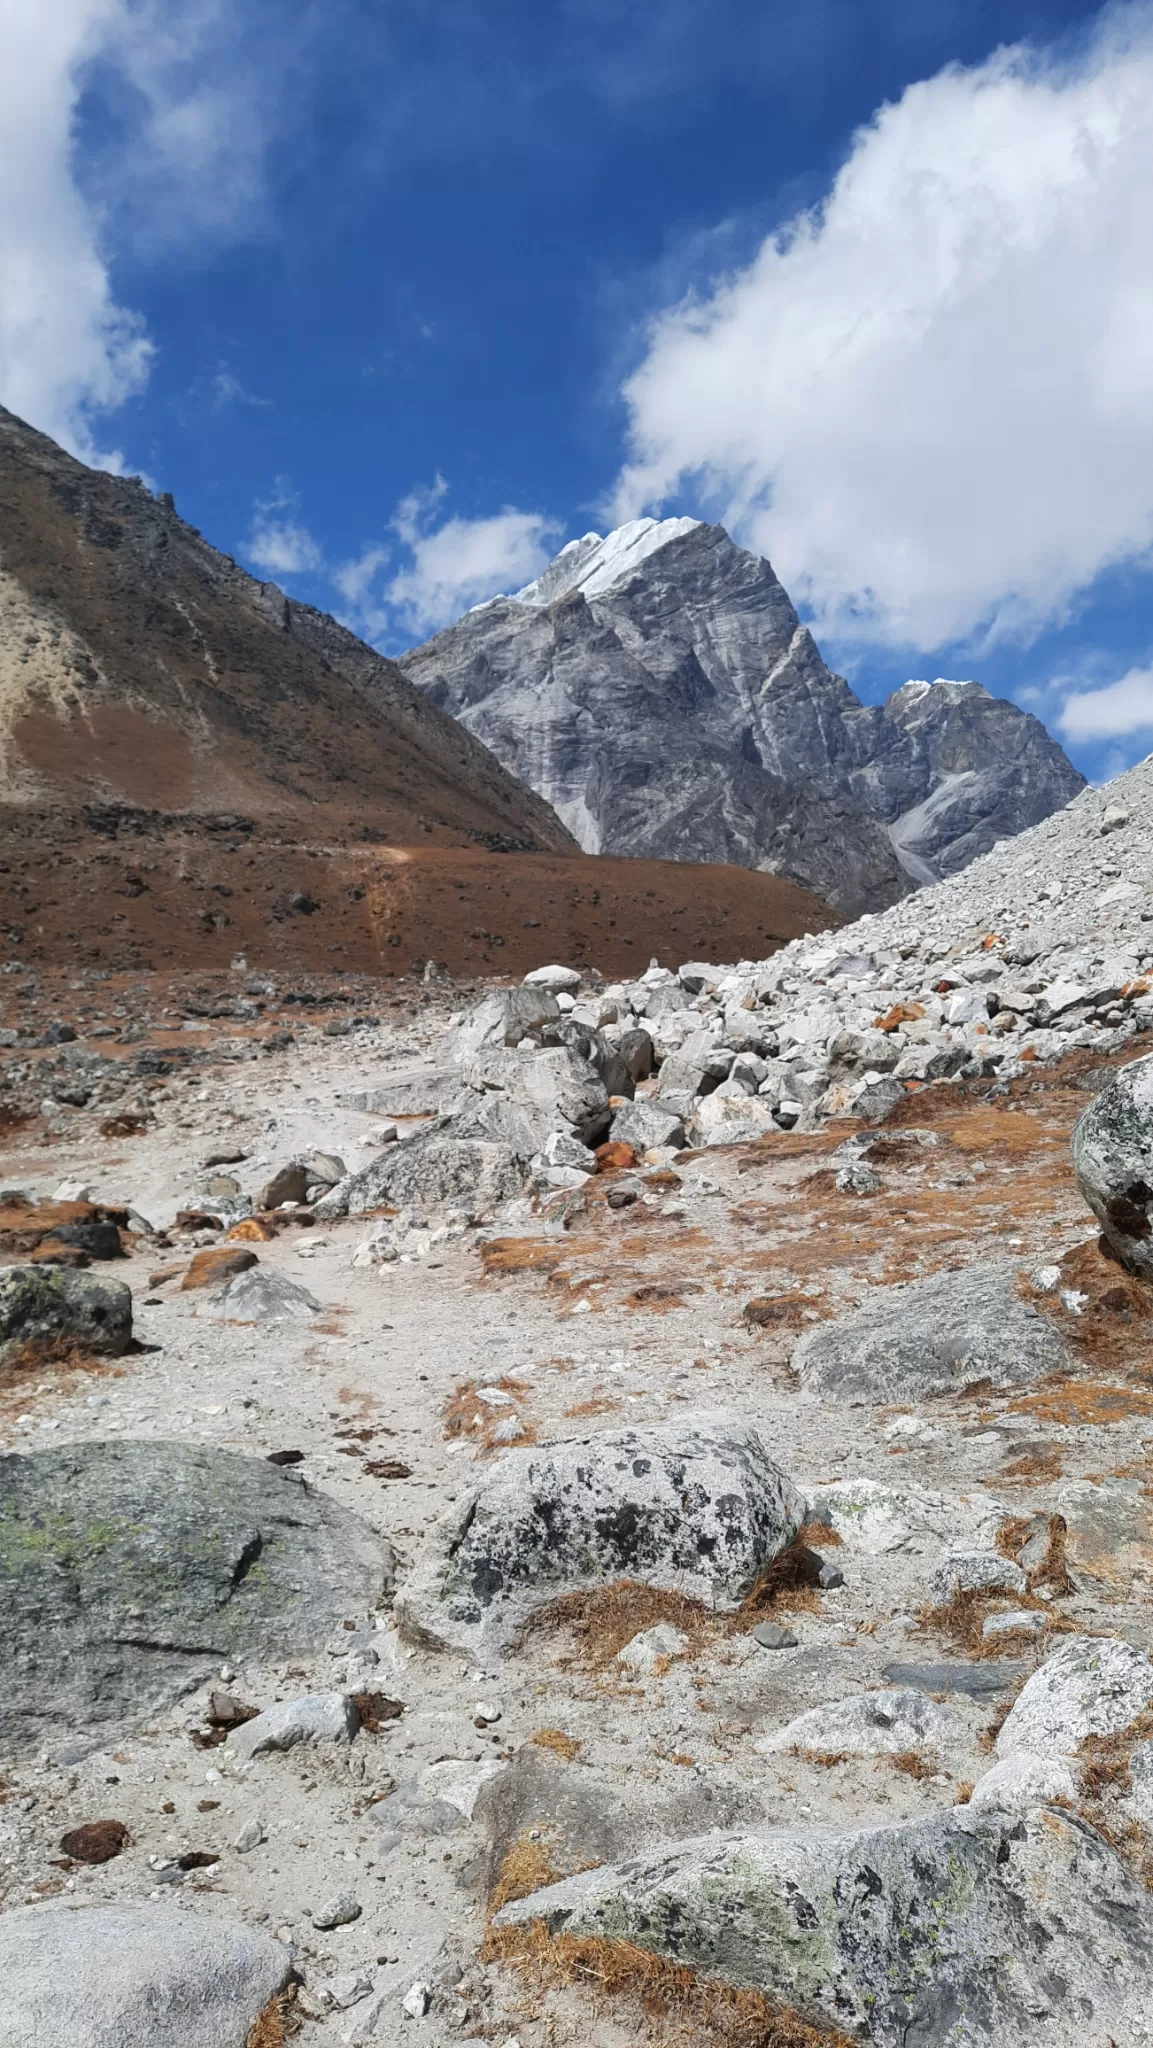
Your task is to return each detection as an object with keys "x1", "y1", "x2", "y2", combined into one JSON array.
[
  {"x1": 0, "y1": 404, "x2": 574, "y2": 855},
  {"x1": 402, "y1": 518, "x2": 1086, "y2": 917}
]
